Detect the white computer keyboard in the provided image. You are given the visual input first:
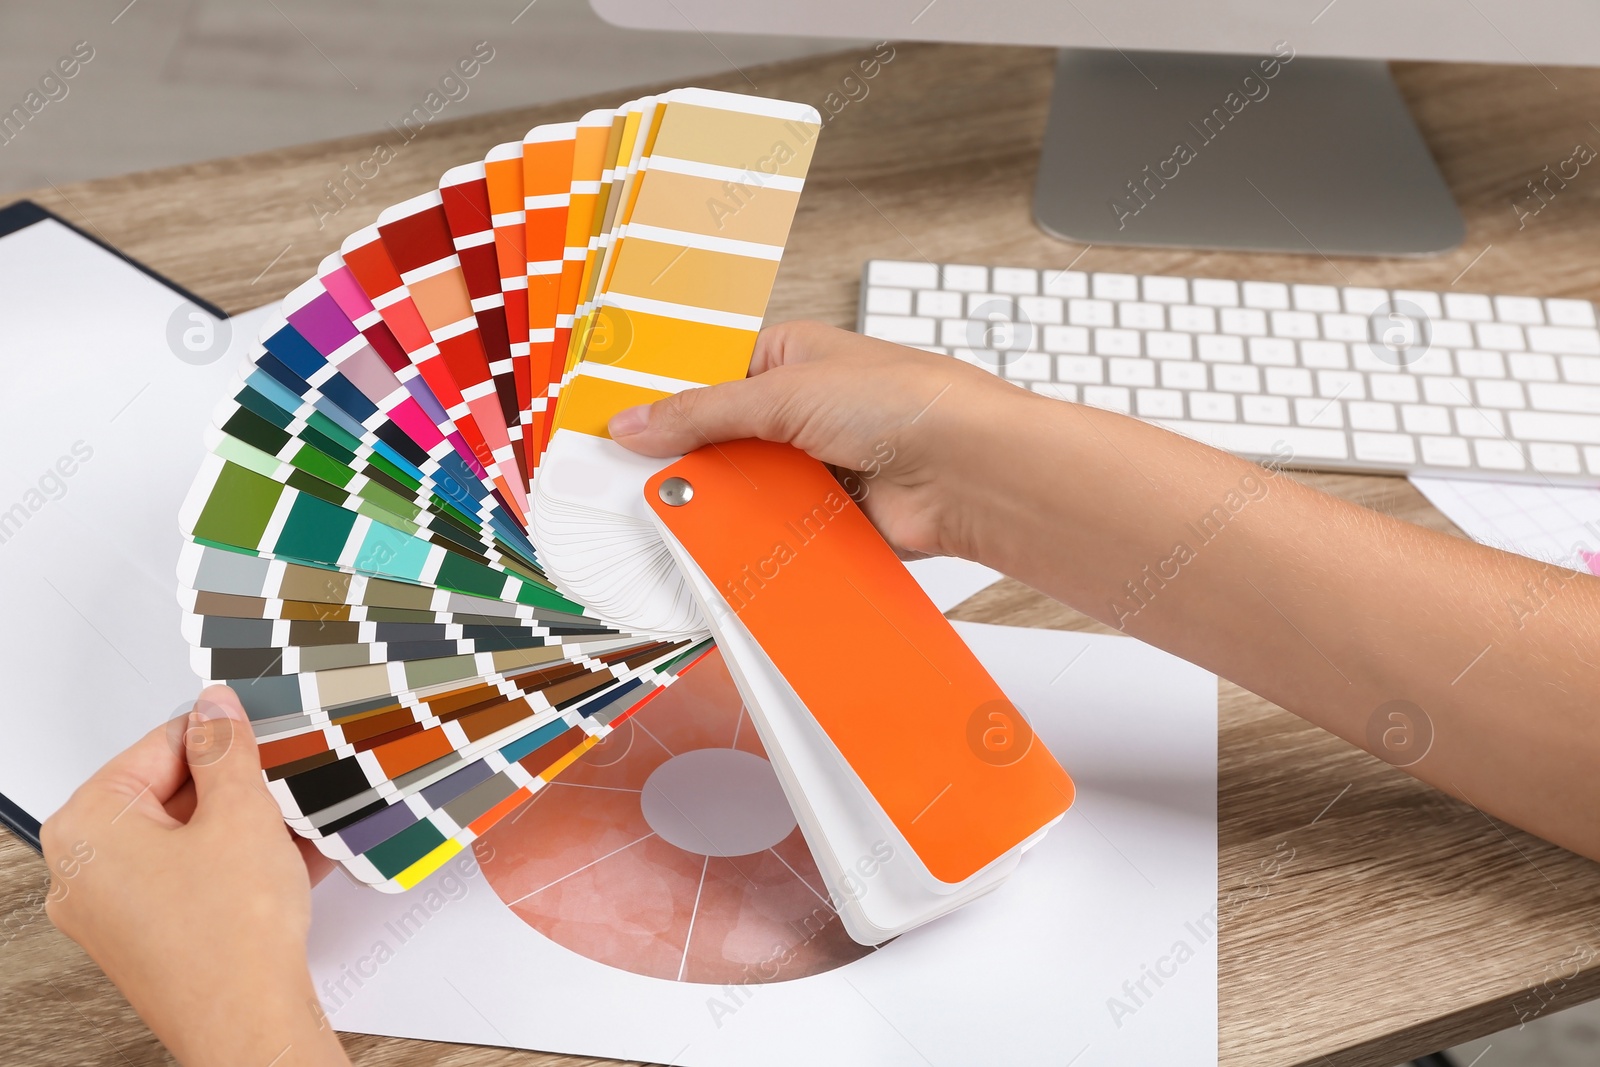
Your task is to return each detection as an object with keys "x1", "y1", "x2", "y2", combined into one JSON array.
[{"x1": 858, "y1": 259, "x2": 1600, "y2": 485}]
